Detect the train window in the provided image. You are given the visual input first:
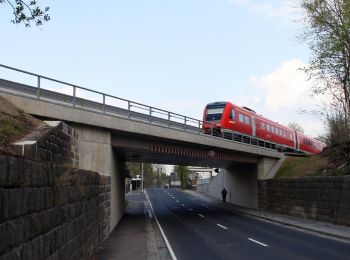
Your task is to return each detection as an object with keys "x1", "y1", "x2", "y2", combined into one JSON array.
[
  {"x1": 279, "y1": 129, "x2": 283, "y2": 136},
  {"x1": 261, "y1": 122, "x2": 265, "y2": 130},
  {"x1": 283, "y1": 132, "x2": 286, "y2": 137},
  {"x1": 271, "y1": 126, "x2": 274, "y2": 134},
  {"x1": 275, "y1": 128, "x2": 279, "y2": 135},
  {"x1": 290, "y1": 133, "x2": 293, "y2": 140},
  {"x1": 230, "y1": 109, "x2": 236, "y2": 120},
  {"x1": 239, "y1": 113, "x2": 244, "y2": 122},
  {"x1": 245, "y1": 116, "x2": 250, "y2": 125},
  {"x1": 267, "y1": 124, "x2": 270, "y2": 132}
]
